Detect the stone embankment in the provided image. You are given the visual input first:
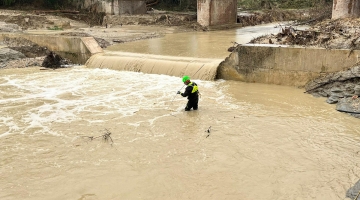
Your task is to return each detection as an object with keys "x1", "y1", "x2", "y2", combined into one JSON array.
[
  {"x1": 248, "y1": 16, "x2": 360, "y2": 119},
  {"x1": 305, "y1": 66, "x2": 360, "y2": 118},
  {"x1": 0, "y1": 20, "x2": 47, "y2": 69},
  {"x1": 0, "y1": 48, "x2": 44, "y2": 69},
  {"x1": 0, "y1": 26, "x2": 72, "y2": 69},
  {"x1": 347, "y1": 180, "x2": 360, "y2": 200},
  {"x1": 0, "y1": 44, "x2": 46, "y2": 69}
]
